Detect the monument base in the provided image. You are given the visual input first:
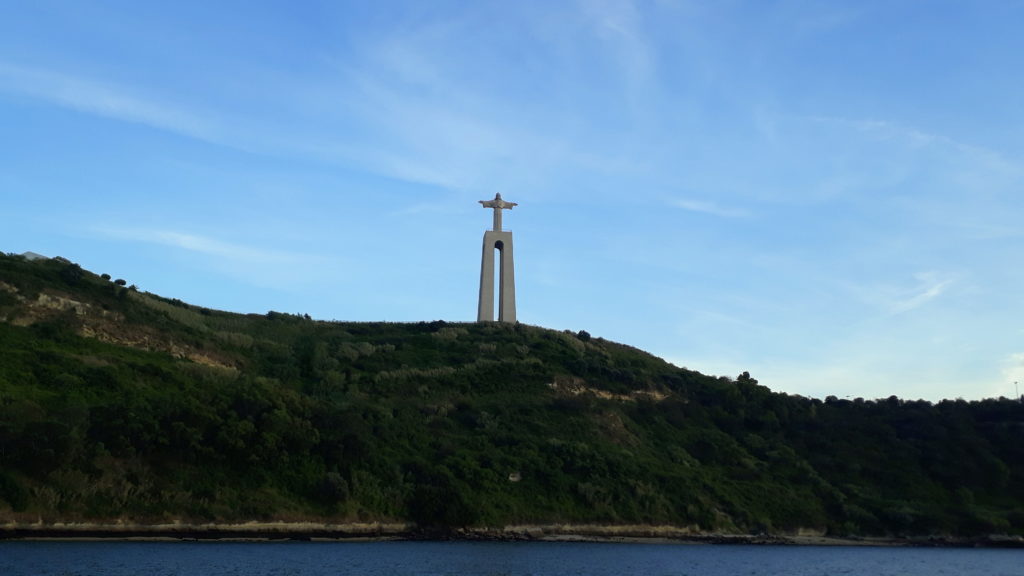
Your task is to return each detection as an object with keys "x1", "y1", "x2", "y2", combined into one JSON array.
[{"x1": 478, "y1": 230, "x2": 516, "y2": 323}]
